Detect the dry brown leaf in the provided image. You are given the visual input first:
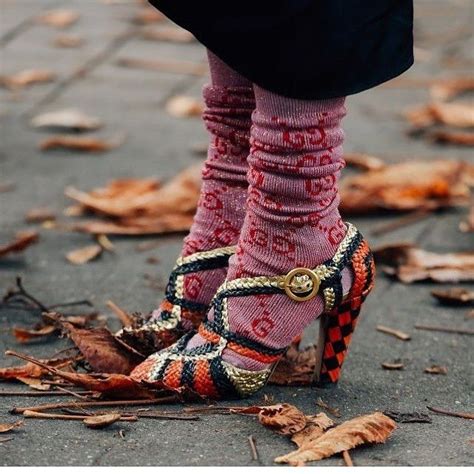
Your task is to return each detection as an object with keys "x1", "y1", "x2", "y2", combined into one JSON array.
[
  {"x1": 53, "y1": 35, "x2": 84, "y2": 48},
  {"x1": 83, "y1": 413, "x2": 121, "y2": 429},
  {"x1": 141, "y1": 27, "x2": 195, "y2": 43},
  {"x1": 424, "y1": 365, "x2": 448, "y2": 375},
  {"x1": 344, "y1": 153, "x2": 386, "y2": 171},
  {"x1": 340, "y1": 160, "x2": 471, "y2": 214},
  {"x1": 15, "y1": 377, "x2": 51, "y2": 391},
  {"x1": 0, "y1": 231, "x2": 39, "y2": 258},
  {"x1": 5, "y1": 351, "x2": 157, "y2": 399},
  {"x1": 275, "y1": 412, "x2": 396, "y2": 465},
  {"x1": 381, "y1": 361, "x2": 405, "y2": 370},
  {"x1": 405, "y1": 102, "x2": 474, "y2": 129},
  {"x1": 38, "y1": 9, "x2": 80, "y2": 28},
  {"x1": 13, "y1": 325, "x2": 56, "y2": 343},
  {"x1": 430, "y1": 77, "x2": 474, "y2": 101},
  {"x1": 257, "y1": 404, "x2": 308, "y2": 436},
  {"x1": 0, "y1": 421, "x2": 23, "y2": 434},
  {"x1": 61, "y1": 322, "x2": 143, "y2": 374},
  {"x1": 66, "y1": 244, "x2": 103, "y2": 265},
  {"x1": 24, "y1": 207, "x2": 56, "y2": 224},
  {"x1": 166, "y1": 96, "x2": 203, "y2": 118},
  {"x1": 431, "y1": 130, "x2": 474, "y2": 147},
  {"x1": 373, "y1": 243, "x2": 474, "y2": 283},
  {"x1": 431, "y1": 288, "x2": 474, "y2": 305},
  {"x1": 0, "y1": 356, "x2": 75, "y2": 381},
  {"x1": 31, "y1": 109, "x2": 102, "y2": 132},
  {"x1": 269, "y1": 342, "x2": 317, "y2": 385},
  {"x1": 39, "y1": 134, "x2": 122, "y2": 153},
  {"x1": 0, "y1": 69, "x2": 56, "y2": 90},
  {"x1": 291, "y1": 413, "x2": 334, "y2": 448}
]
